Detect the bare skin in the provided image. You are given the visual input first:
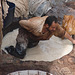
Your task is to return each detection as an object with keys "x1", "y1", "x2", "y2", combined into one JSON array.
[
  {"x1": 44, "y1": 21, "x2": 75, "y2": 44},
  {"x1": 64, "y1": 32, "x2": 75, "y2": 44}
]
